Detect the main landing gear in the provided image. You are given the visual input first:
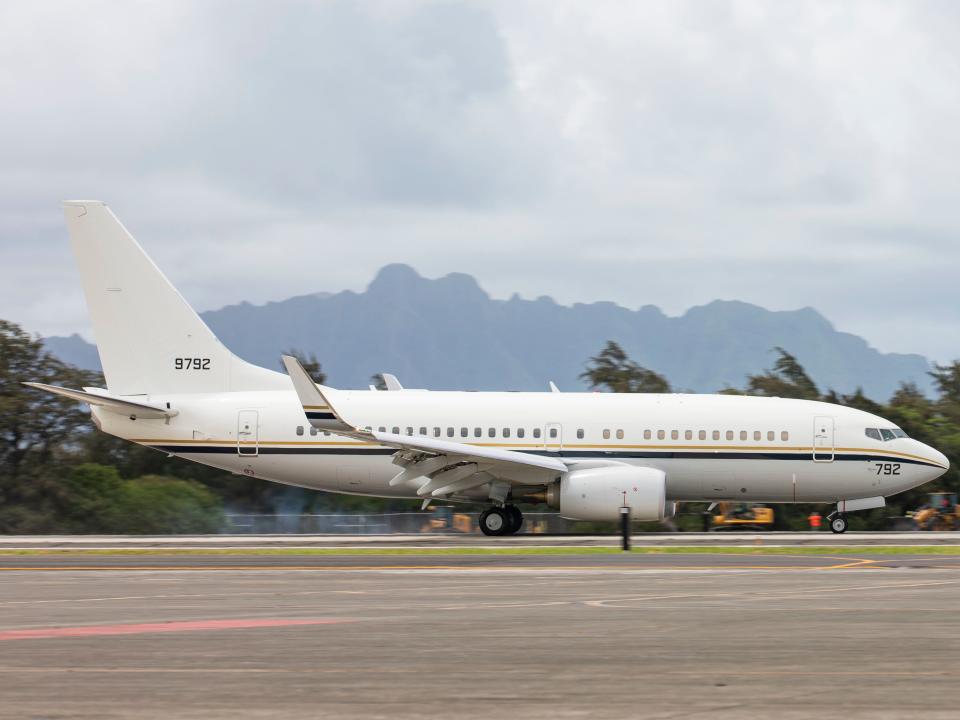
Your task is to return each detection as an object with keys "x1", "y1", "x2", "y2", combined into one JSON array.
[
  {"x1": 827, "y1": 512, "x2": 848, "y2": 534},
  {"x1": 479, "y1": 505, "x2": 524, "y2": 536}
]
